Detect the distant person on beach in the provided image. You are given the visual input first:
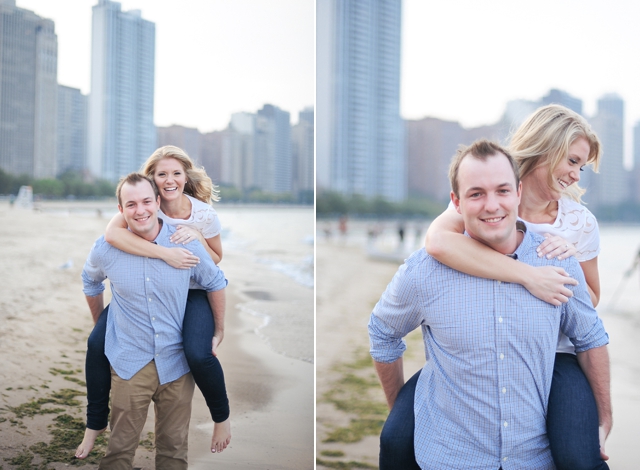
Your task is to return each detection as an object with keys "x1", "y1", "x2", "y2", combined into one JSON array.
[
  {"x1": 76, "y1": 146, "x2": 232, "y2": 459},
  {"x1": 369, "y1": 139, "x2": 610, "y2": 469},
  {"x1": 80, "y1": 173, "x2": 227, "y2": 468}
]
